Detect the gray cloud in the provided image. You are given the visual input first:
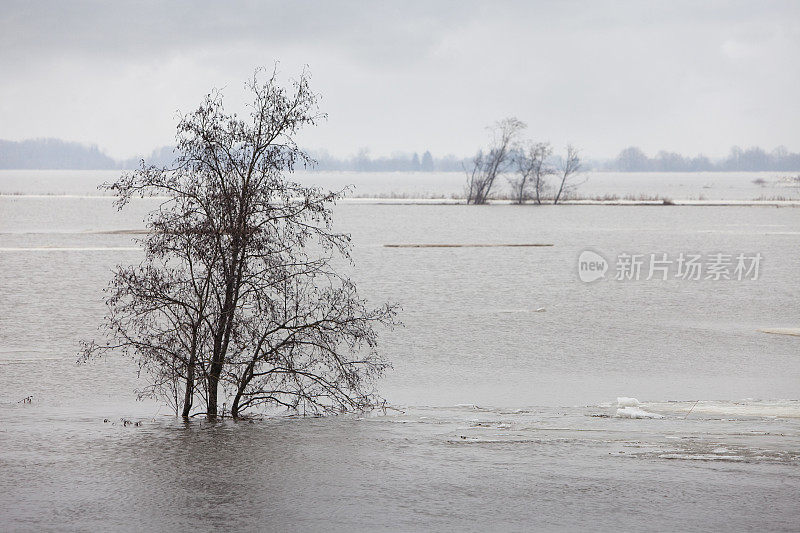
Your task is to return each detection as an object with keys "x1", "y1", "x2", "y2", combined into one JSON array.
[
  {"x1": 1, "y1": 0, "x2": 798, "y2": 159},
  {"x1": 1, "y1": 1, "x2": 468, "y2": 66}
]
